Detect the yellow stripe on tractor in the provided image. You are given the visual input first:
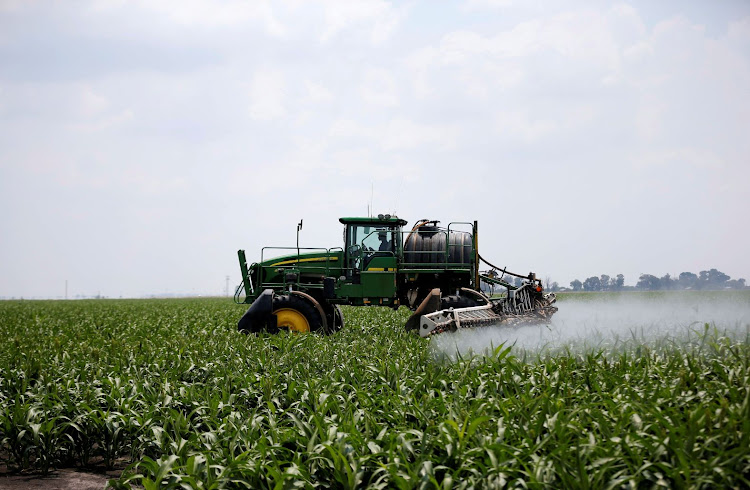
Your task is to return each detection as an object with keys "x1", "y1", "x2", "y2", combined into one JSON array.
[{"x1": 269, "y1": 257, "x2": 339, "y2": 267}]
